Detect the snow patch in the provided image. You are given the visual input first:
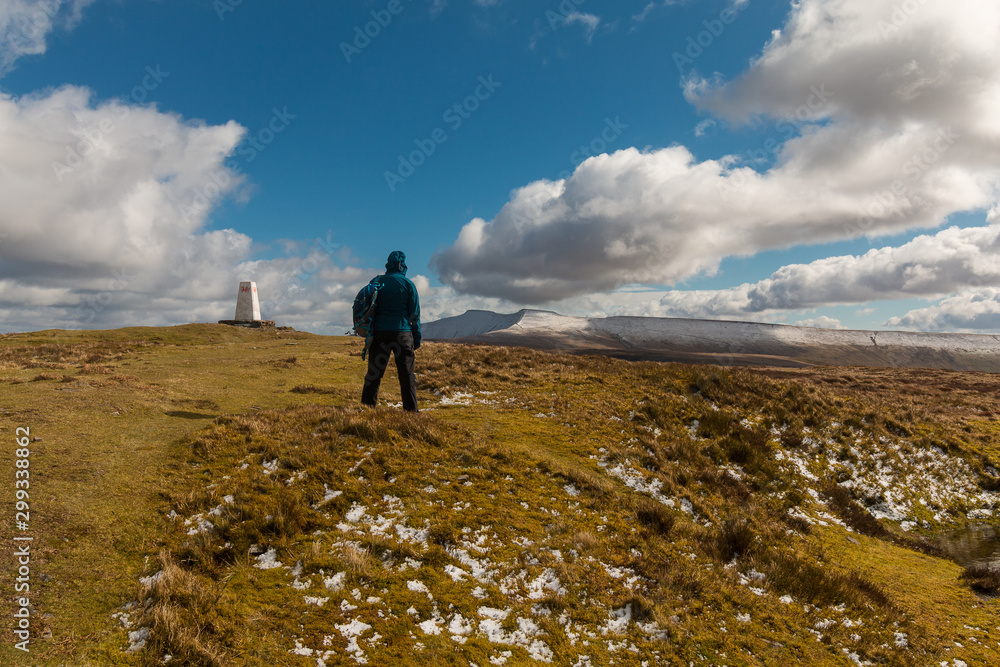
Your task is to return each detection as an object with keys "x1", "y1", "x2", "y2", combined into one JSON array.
[{"x1": 254, "y1": 548, "x2": 282, "y2": 570}]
